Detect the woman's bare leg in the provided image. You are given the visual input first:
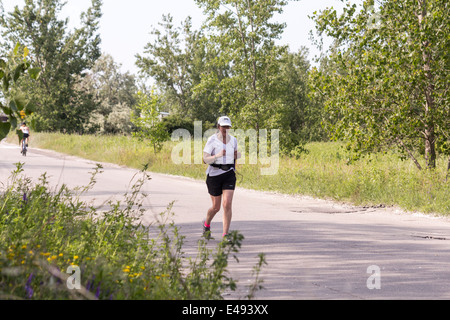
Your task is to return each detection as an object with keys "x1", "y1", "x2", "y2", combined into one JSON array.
[
  {"x1": 221, "y1": 190, "x2": 234, "y2": 235},
  {"x1": 205, "y1": 195, "x2": 222, "y2": 226}
]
